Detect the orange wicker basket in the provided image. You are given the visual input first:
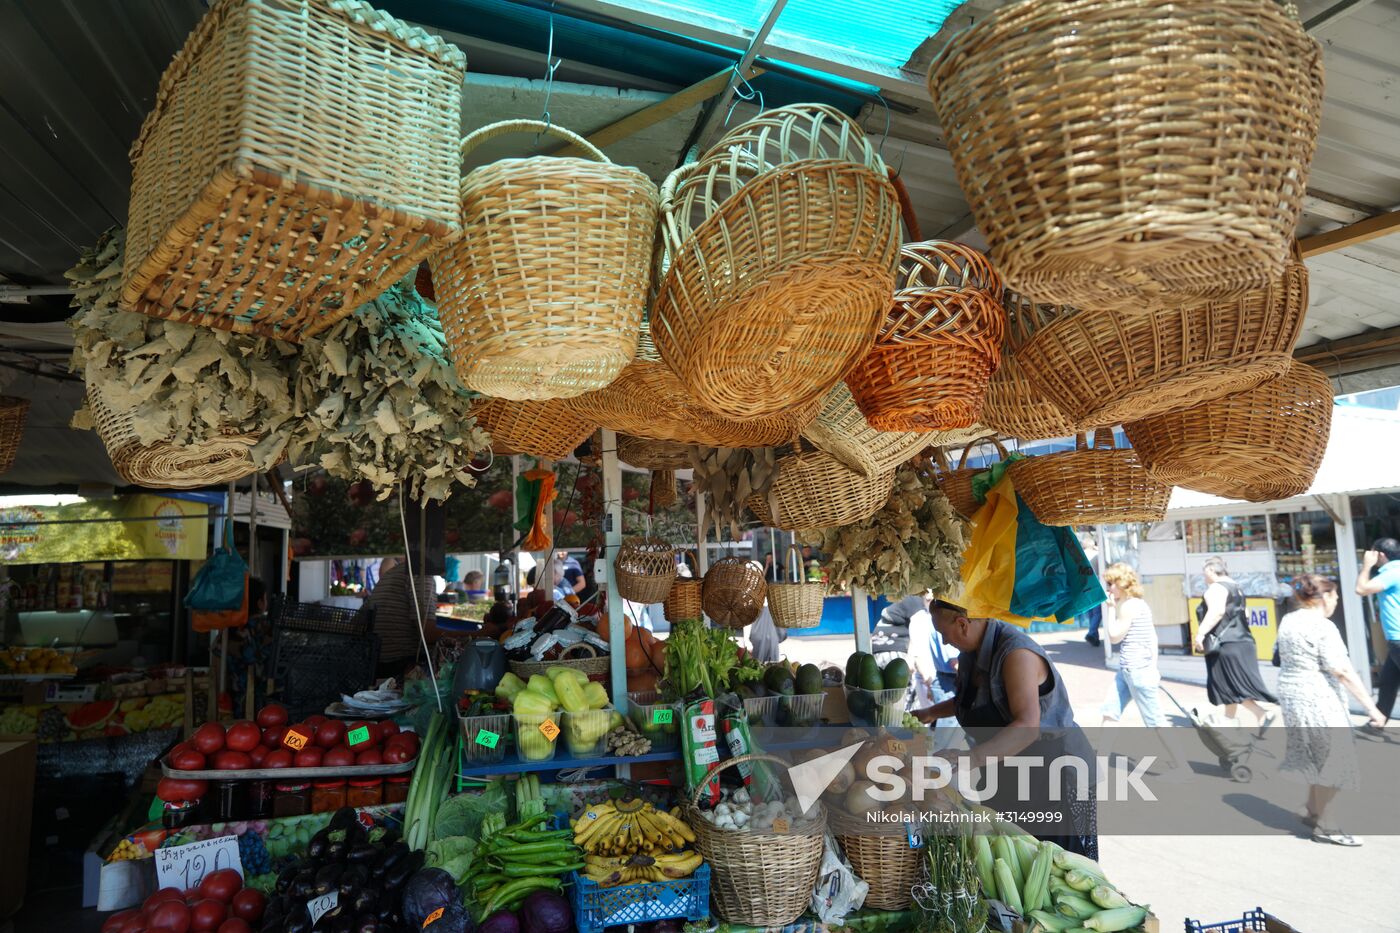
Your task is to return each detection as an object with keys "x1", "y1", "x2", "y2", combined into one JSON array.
[
  {"x1": 0, "y1": 396, "x2": 30, "y2": 476},
  {"x1": 1124, "y1": 361, "x2": 1333, "y2": 502},
  {"x1": 1008, "y1": 430, "x2": 1170, "y2": 526},
  {"x1": 846, "y1": 241, "x2": 1005, "y2": 431}
]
